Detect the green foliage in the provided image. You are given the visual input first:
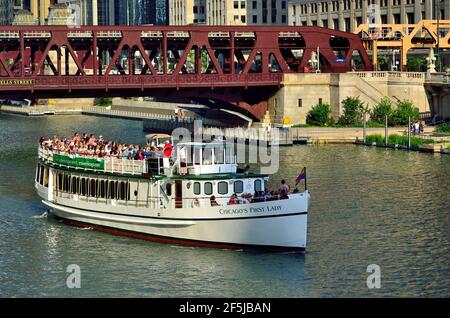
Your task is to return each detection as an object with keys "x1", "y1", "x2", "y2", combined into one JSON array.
[
  {"x1": 366, "y1": 133, "x2": 434, "y2": 147},
  {"x1": 371, "y1": 98, "x2": 394, "y2": 124},
  {"x1": 391, "y1": 100, "x2": 420, "y2": 126},
  {"x1": 338, "y1": 96, "x2": 365, "y2": 126},
  {"x1": 407, "y1": 56, "x2": 427, "y2": 72},
  {"x1": 95, "y1": 98, "x2": 113, "y2": 107},
  {"x1": 365, "y1": 134, "x2": 384, "y2": 143},
  {"x1": 366, "y1": 121, "x2": 386, "y2": 128},
  {"x1": 435, "y1": 124, "x2": 450, "y2": 133},
  {"x1": 306, "y1": 103, "x2": 332, "y2": 127},
  {"x1": 388, "y1": 134, "x2": 434, "y2": 147}
]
